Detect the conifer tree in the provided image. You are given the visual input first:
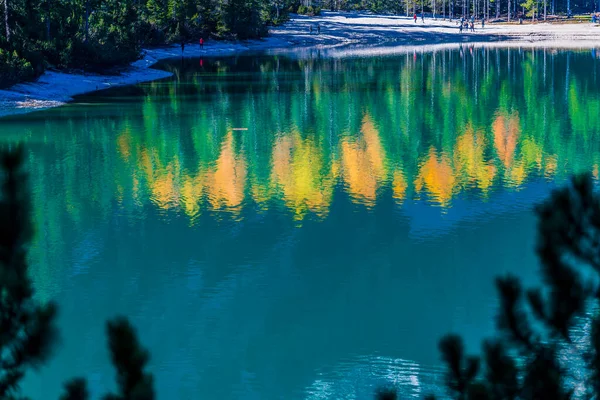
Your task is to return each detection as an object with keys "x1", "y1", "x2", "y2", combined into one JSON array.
[
  {"x1": 62, "y1": 317, "x2": 155, "y2": 400},
  {"x1": 0, "y1": 147, "x2": 58, "y2": 399},
  {"x1": 377, "y1": 174, "x2": 600, "y2": 399}
]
